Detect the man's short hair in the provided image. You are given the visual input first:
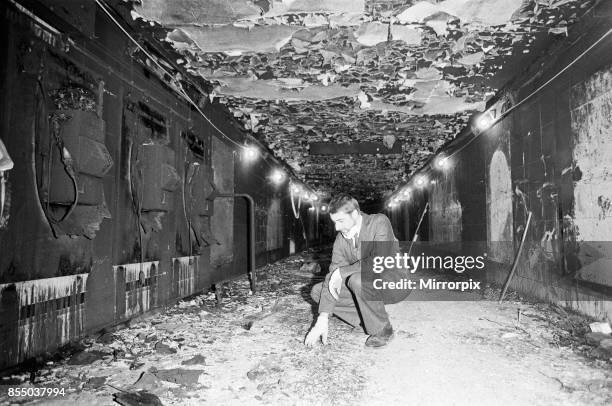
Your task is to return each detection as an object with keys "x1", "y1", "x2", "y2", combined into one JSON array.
[{"x1": 329, "y1": 194, "x2": 360, "y2": 215}]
